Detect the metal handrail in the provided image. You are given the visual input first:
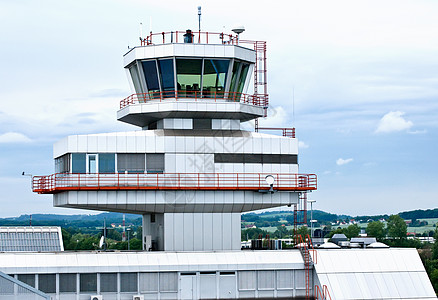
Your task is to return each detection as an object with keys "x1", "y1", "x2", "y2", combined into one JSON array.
[
  {"x1": 314, "y1": 284, "x2": 332, "y2": 300},
  {"x1": 119, "y1": 90, "x2": 269, "y2": 109},
  {"x1": 0, "y1": 271, "x2": 51, "y2": 299},
  {"x1": 32, "y1": 173, "x2": 317, "y2": 194}
]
